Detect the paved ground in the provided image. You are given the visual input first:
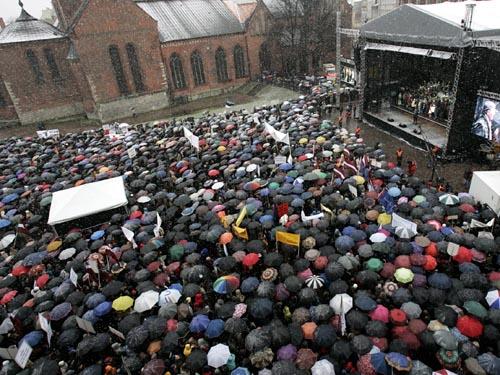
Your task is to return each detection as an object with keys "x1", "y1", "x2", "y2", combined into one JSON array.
[{"x1": 0, "y1": 84, "x2": 489, "y2": 191}]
